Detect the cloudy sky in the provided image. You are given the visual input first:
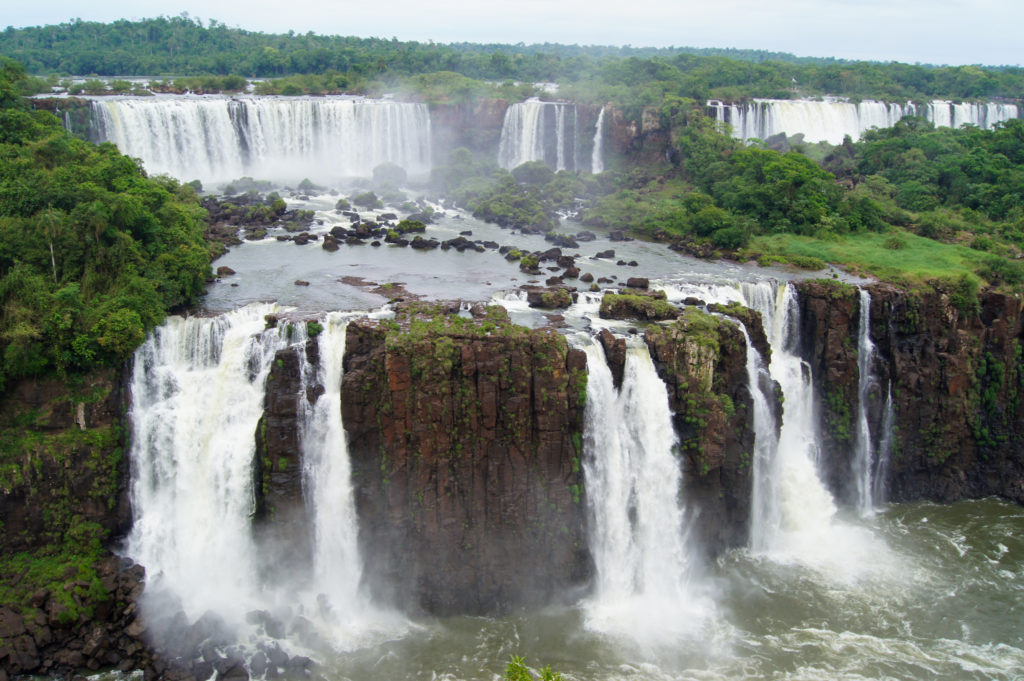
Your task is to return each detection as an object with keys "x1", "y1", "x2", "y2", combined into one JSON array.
[{"x1": 6, "y1": 0, "x2": 1022, "y2": 66}]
